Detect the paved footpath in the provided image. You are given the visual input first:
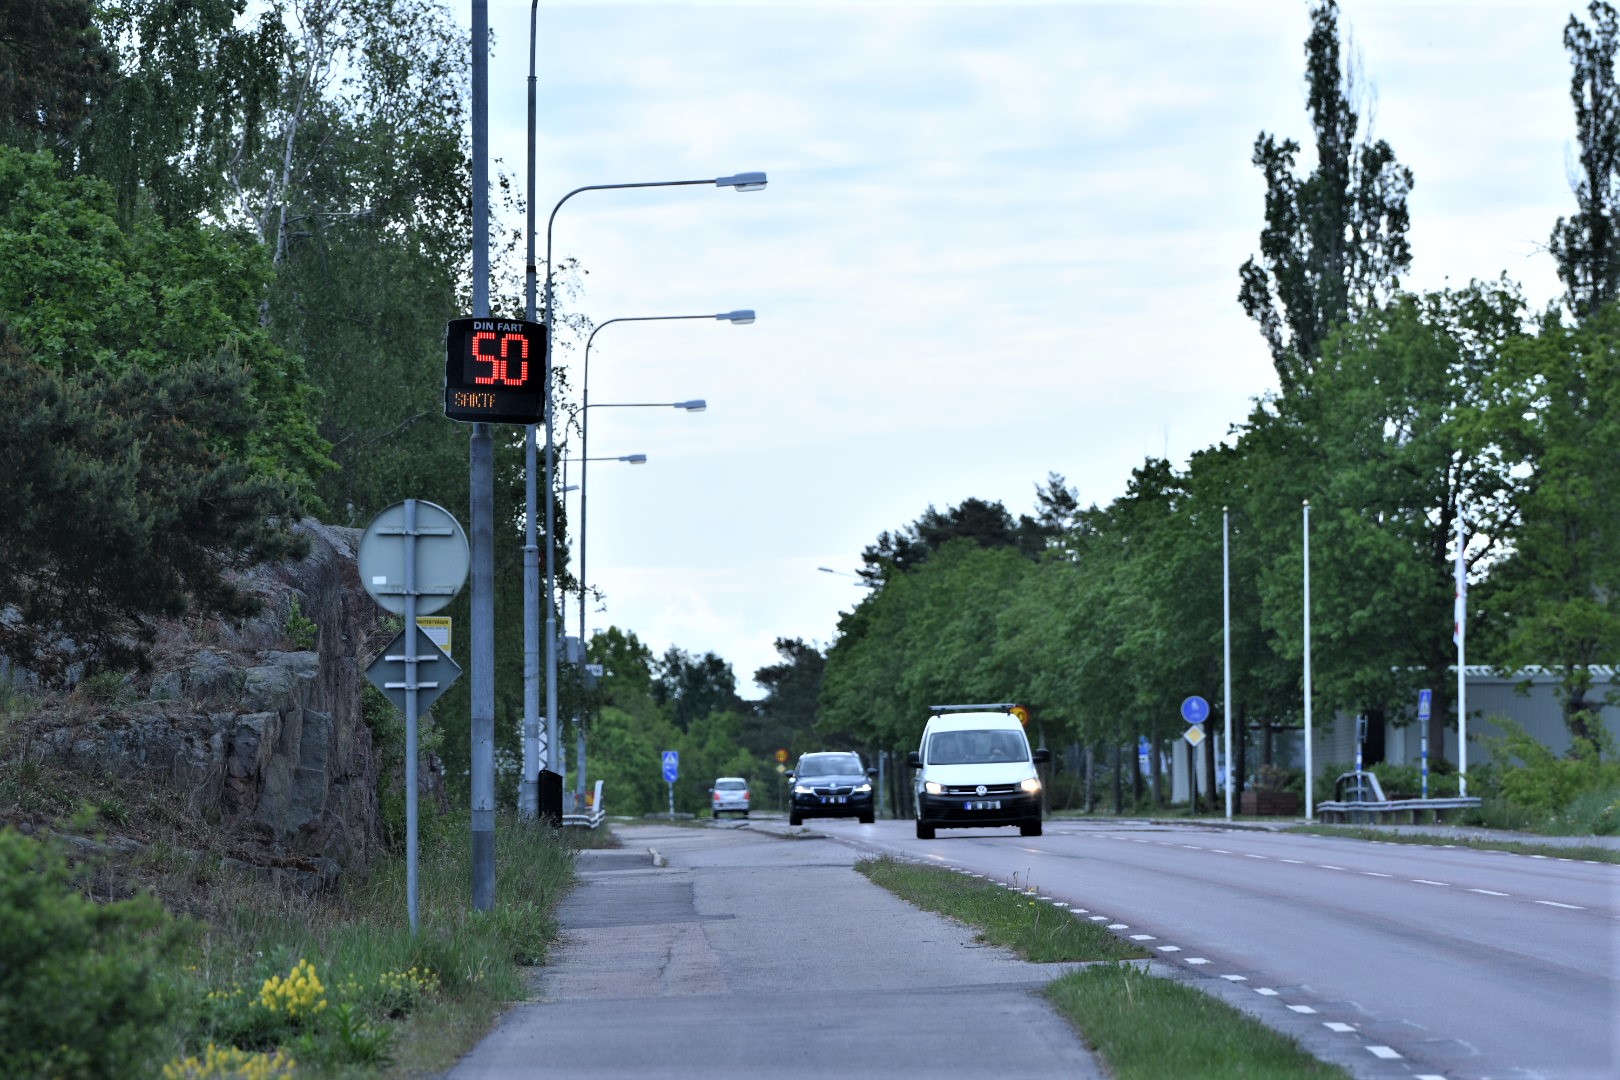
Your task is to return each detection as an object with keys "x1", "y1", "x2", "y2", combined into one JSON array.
[{"x1": 444, "y1": 821, "x2": 1110, "y2": 1080}]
